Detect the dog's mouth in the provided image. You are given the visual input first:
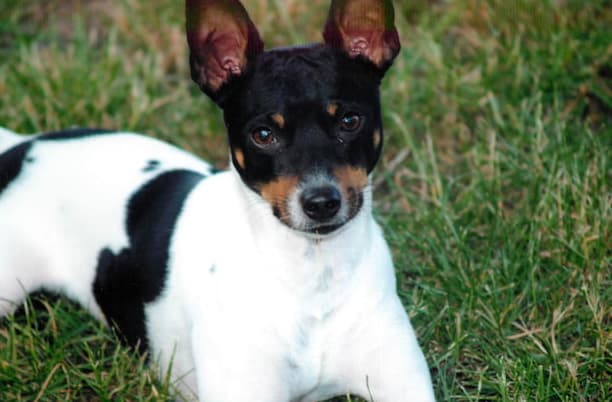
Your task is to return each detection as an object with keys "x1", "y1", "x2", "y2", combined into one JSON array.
[
  {"x1": 308, "y1": 223, "x2": 343, "y2": 235},
  {"x1": 286, "y1": 216, "x2": 352, "y2": 237},
  {"x1": 255, "y1": 170, "x2": 367, "y2": 236}
]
